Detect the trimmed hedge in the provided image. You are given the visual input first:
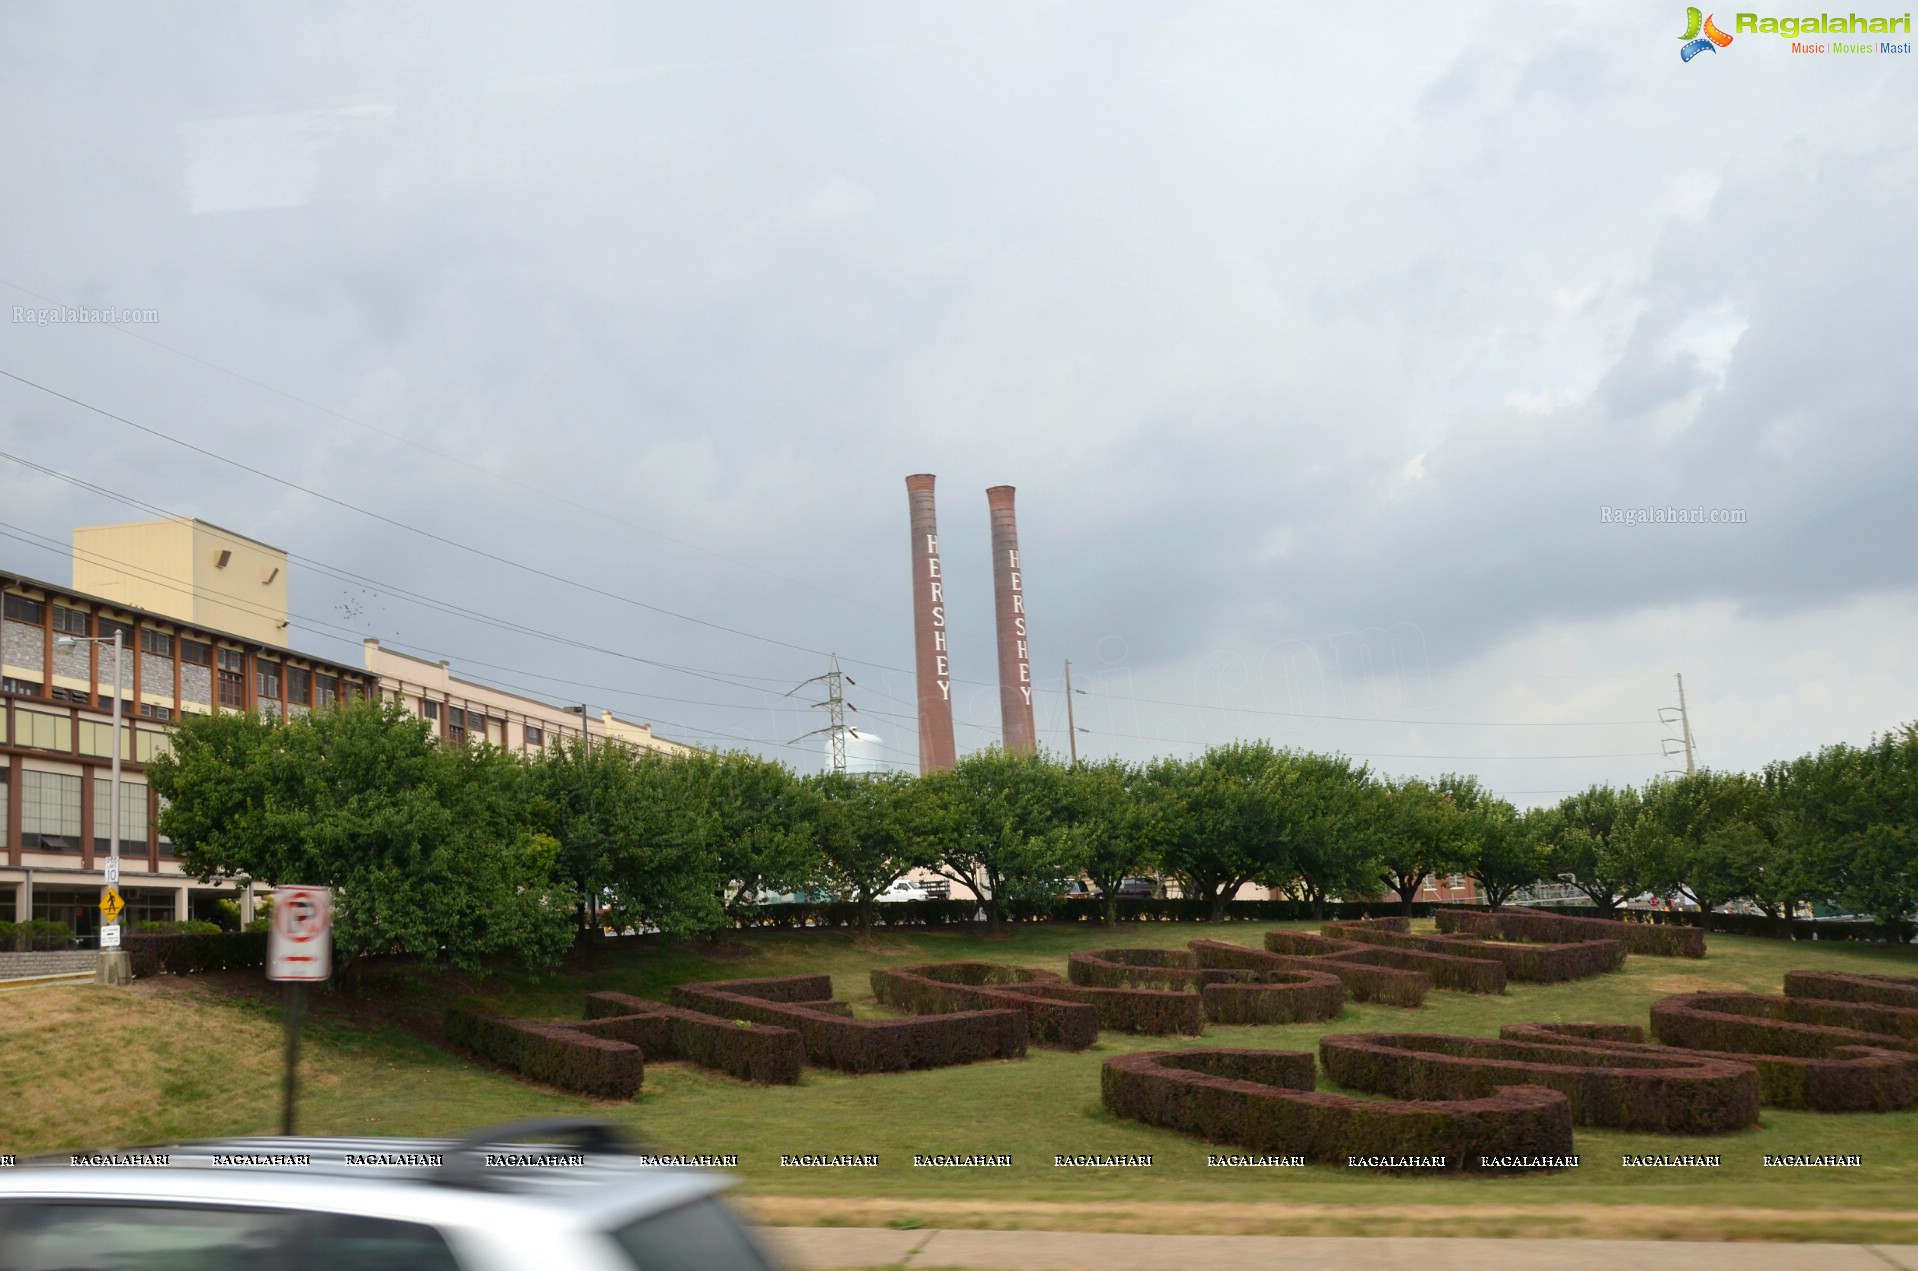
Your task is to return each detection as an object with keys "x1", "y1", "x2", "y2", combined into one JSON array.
[
  {"x1": 1427, "y1": 933, "x2": 1626, "y2": 984},
  {"x1": 671, "y1": 975, "x2": 1026, "y2": 1073},
  {"x1": 1320, "y1": 1032, "x2": 1759, "y2": 1134},
  {"x1": 1023, "y1": 981, "x2": 1206, "y2": 1035},
  {"x1": 1784, "y1": 971, "x2": 1918, "y2": 1010},
  {"x1": 1500, "y1": 1021, "x2": 1918, "y2": 1114},
  {"x1": 1202, "y1": 938, "x2": 1430, "y2": 1008},
  {"x1": 1650, "y1": 992, "x2": 1918, "y2": 1059},
  {"x1": 581, "y1": 991, "x2": 804, "y2": 1084},
  {"x1": 871, "y1": 963, "x2": 1100, "y2": 1050},
  {"x1": 1067, "y1": 947, "x2": 1250, "y2": 991},
  {"x1": 1317, "y1": 925, "x2": 1508, "y2": 995},
  {"x1": 1102, "y1": 1048, "x2": 1574, "y2": 1172},
  {"x1": 1436, "y1": 908, "x2": 1705, "y2": 958},
  {"x1": 1201, "y1": 971, "x2": 1344, "y2": 1025},
  {"x1": 0, "y1": 919, "x2": 79, "y2": 951},
  {"x1": 125, "y1": 930, "x2": 269, "y2": 977},
  {"x1": 1262, "y1": 930, "x2": 1363, "y2": 957},
  {"x1": 443, "y1": 1006, "x2": 643, "y2": 1098}
]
